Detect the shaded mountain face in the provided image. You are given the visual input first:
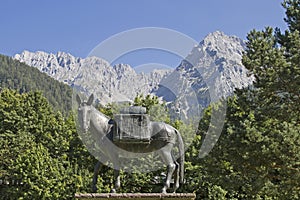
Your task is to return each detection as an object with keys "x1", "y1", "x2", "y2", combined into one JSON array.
[
  {"x1": 14, "y1": 31, "x2": 253, "y2": 117},
  {"x1": 154, "y1": 31, "x2": 254, "y2": 119}
]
